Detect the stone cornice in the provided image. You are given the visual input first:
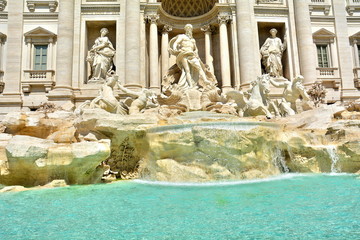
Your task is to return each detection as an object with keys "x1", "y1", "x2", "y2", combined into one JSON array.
[
  {"x1": 81, "y1": 4, "x2": 120, "y2": 14},
  {"x1": 23, "y1": 12, "x2": 58, "y2": 20},
  {"x1": 347, "y1": 16, "x2": 360, "y2": 23},
  {"x1": 310, "y1": 15, "x2": 335, "y2": 22},
  {"x1": 254, "y1": 6, "x2": 288, "y2": 16},
  {"x1": 0, "y1": 12, "x2": 7, "y2": 19}
]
